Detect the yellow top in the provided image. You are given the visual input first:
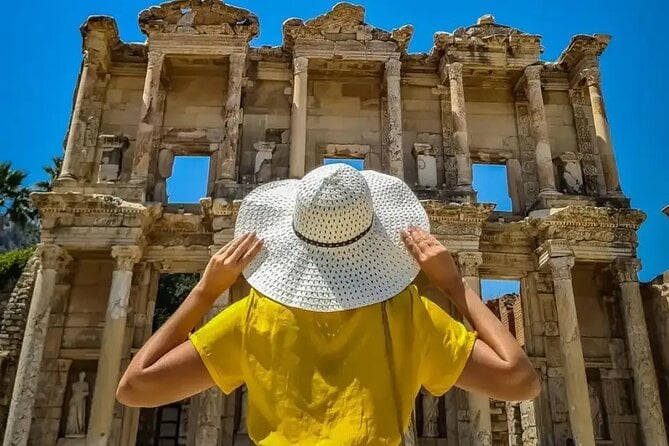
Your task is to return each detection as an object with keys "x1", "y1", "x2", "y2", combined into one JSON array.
[{"x1": 189, "y1": 285, "x2": 476, "y2": 446}]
